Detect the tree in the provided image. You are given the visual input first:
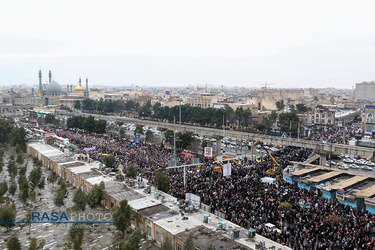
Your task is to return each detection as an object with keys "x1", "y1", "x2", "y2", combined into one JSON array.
[
  {"x1": 37, "y1": 177, "x2": 45, "y2": 190},
  {"x1": 84, "y1": 115, "x2": 96, "y2": 133},
  {"x1": 205, "y1": 244, "x2": 216, "y2": 250},
  {"x1": 279, "y1": 112, "x2": 299, "y2": 134},
  {"x1": 29, "y1": 166, "x2": 42, "y2": 191},
  {"x1": 74, "y1": 100, "x2": 81, "y2": 110},
  {"x1": 0, "y1": 203, "x2": 16, "y2": 231},
  {"x1": 44, "y1": 113, "x2": 55, "y2": 124},
  {"x1": 140, "y1": 100, "x2": 152, "y2": 117},
  {"x1": 54, "y1": 181, "x2": 67, "y2": 209},
  {"x1": 6, "y1": 236, "x2": 21, "y2": 250},
  {"x1": 160, "y1": 237, "x2": 173, "y2": 250},
  {"x1": 0, "y1": 181, "x2": 8, "y2": 201},
  {"x1": 164, "y1": 129, "x2": 174, "y2": 146},
  {"x1": 73, "y1": 189, "x2": 87, "y2": 211},
  {"x1": 113, "y1": 199, "x2": 134, "y2": 238},
  {"x1": 134, "y1": 125, "x2": 144, "y2": 135},
  {"x1": 183, "y1": 234, "x2": 195, "y2": 250},
  {"x1": 275, "y1": 100, "x2": 285, "y2": 111},
  {"x1": 68, "y1": 224, "x2": 85, "y2": 250},
  {"x1": 177, "y1": 132, "x2": 194, "y2": 150},
  {"x1": 126, "y1": 165, "x2": 137, "y2": 179},
  {"x1": 289, "y1": 104, "x2": 295, "y2": 112},
  {"x1": 16, "y1": 153, "x2": 23, "y2": 164},
  {"x1": 28, "y1": 237, "x2": 46, "y2": 250},
  {"x1": 145, "y1": 130, "x2": 153, "y2": 143},
  {"x1": 19, "y1": 181, "x2": 29, "y2": 205},
  {"x1": 279, "y1": 202, "x2": 292, "y2": 211},
  {"x1": 296, "y1": 103, "x2": 308, "y2": 113},
  {"x1": 316, "y1": 104, "x2": 327, "y2": 110},
  {"x1": 103, "y1": 155, "x2": 115, "y2": 169},
  {"x1": 19, "y1": 165, "x2": 27, "y2": 176},
  {"x1": 87, "y1": 181, "x2": 105, "y2": 209},
  {"x1": 114, "y1": 228, "x2": 142, "y2": 250},
  {"x1": 154, "y1": 170, "x2": 169, "y2": 193},
  {"x1": 119, "y1": 127, "x2": 125, "y2": 137},
  {"x1": 7, "y1": 160, "x2": 18, "y2": 179},
  {"x1": 9, "y1": 182, "x2": 17, "y2": 196}
]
